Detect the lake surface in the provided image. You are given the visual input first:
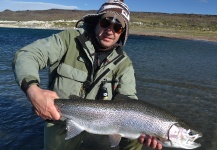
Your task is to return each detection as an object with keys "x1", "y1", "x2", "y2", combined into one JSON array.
[{"x1": 0, "y1": 27, "x2": 217, "y2": 150}]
